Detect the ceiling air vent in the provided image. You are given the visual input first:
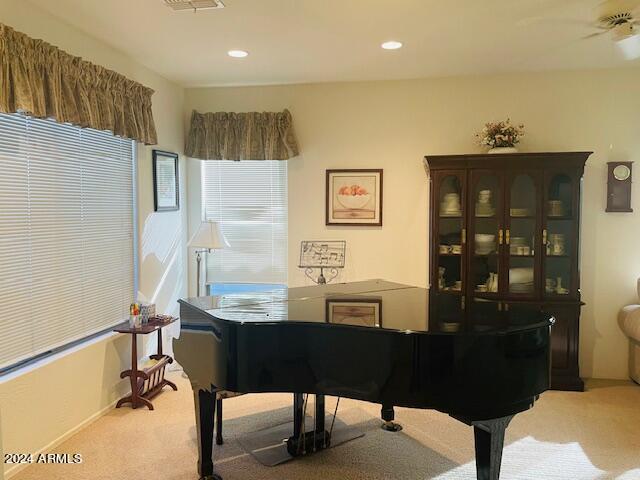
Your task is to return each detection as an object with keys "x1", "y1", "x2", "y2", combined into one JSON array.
[{"x1": 164, "y1": 0, "x2": 225, "y2": 12}]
